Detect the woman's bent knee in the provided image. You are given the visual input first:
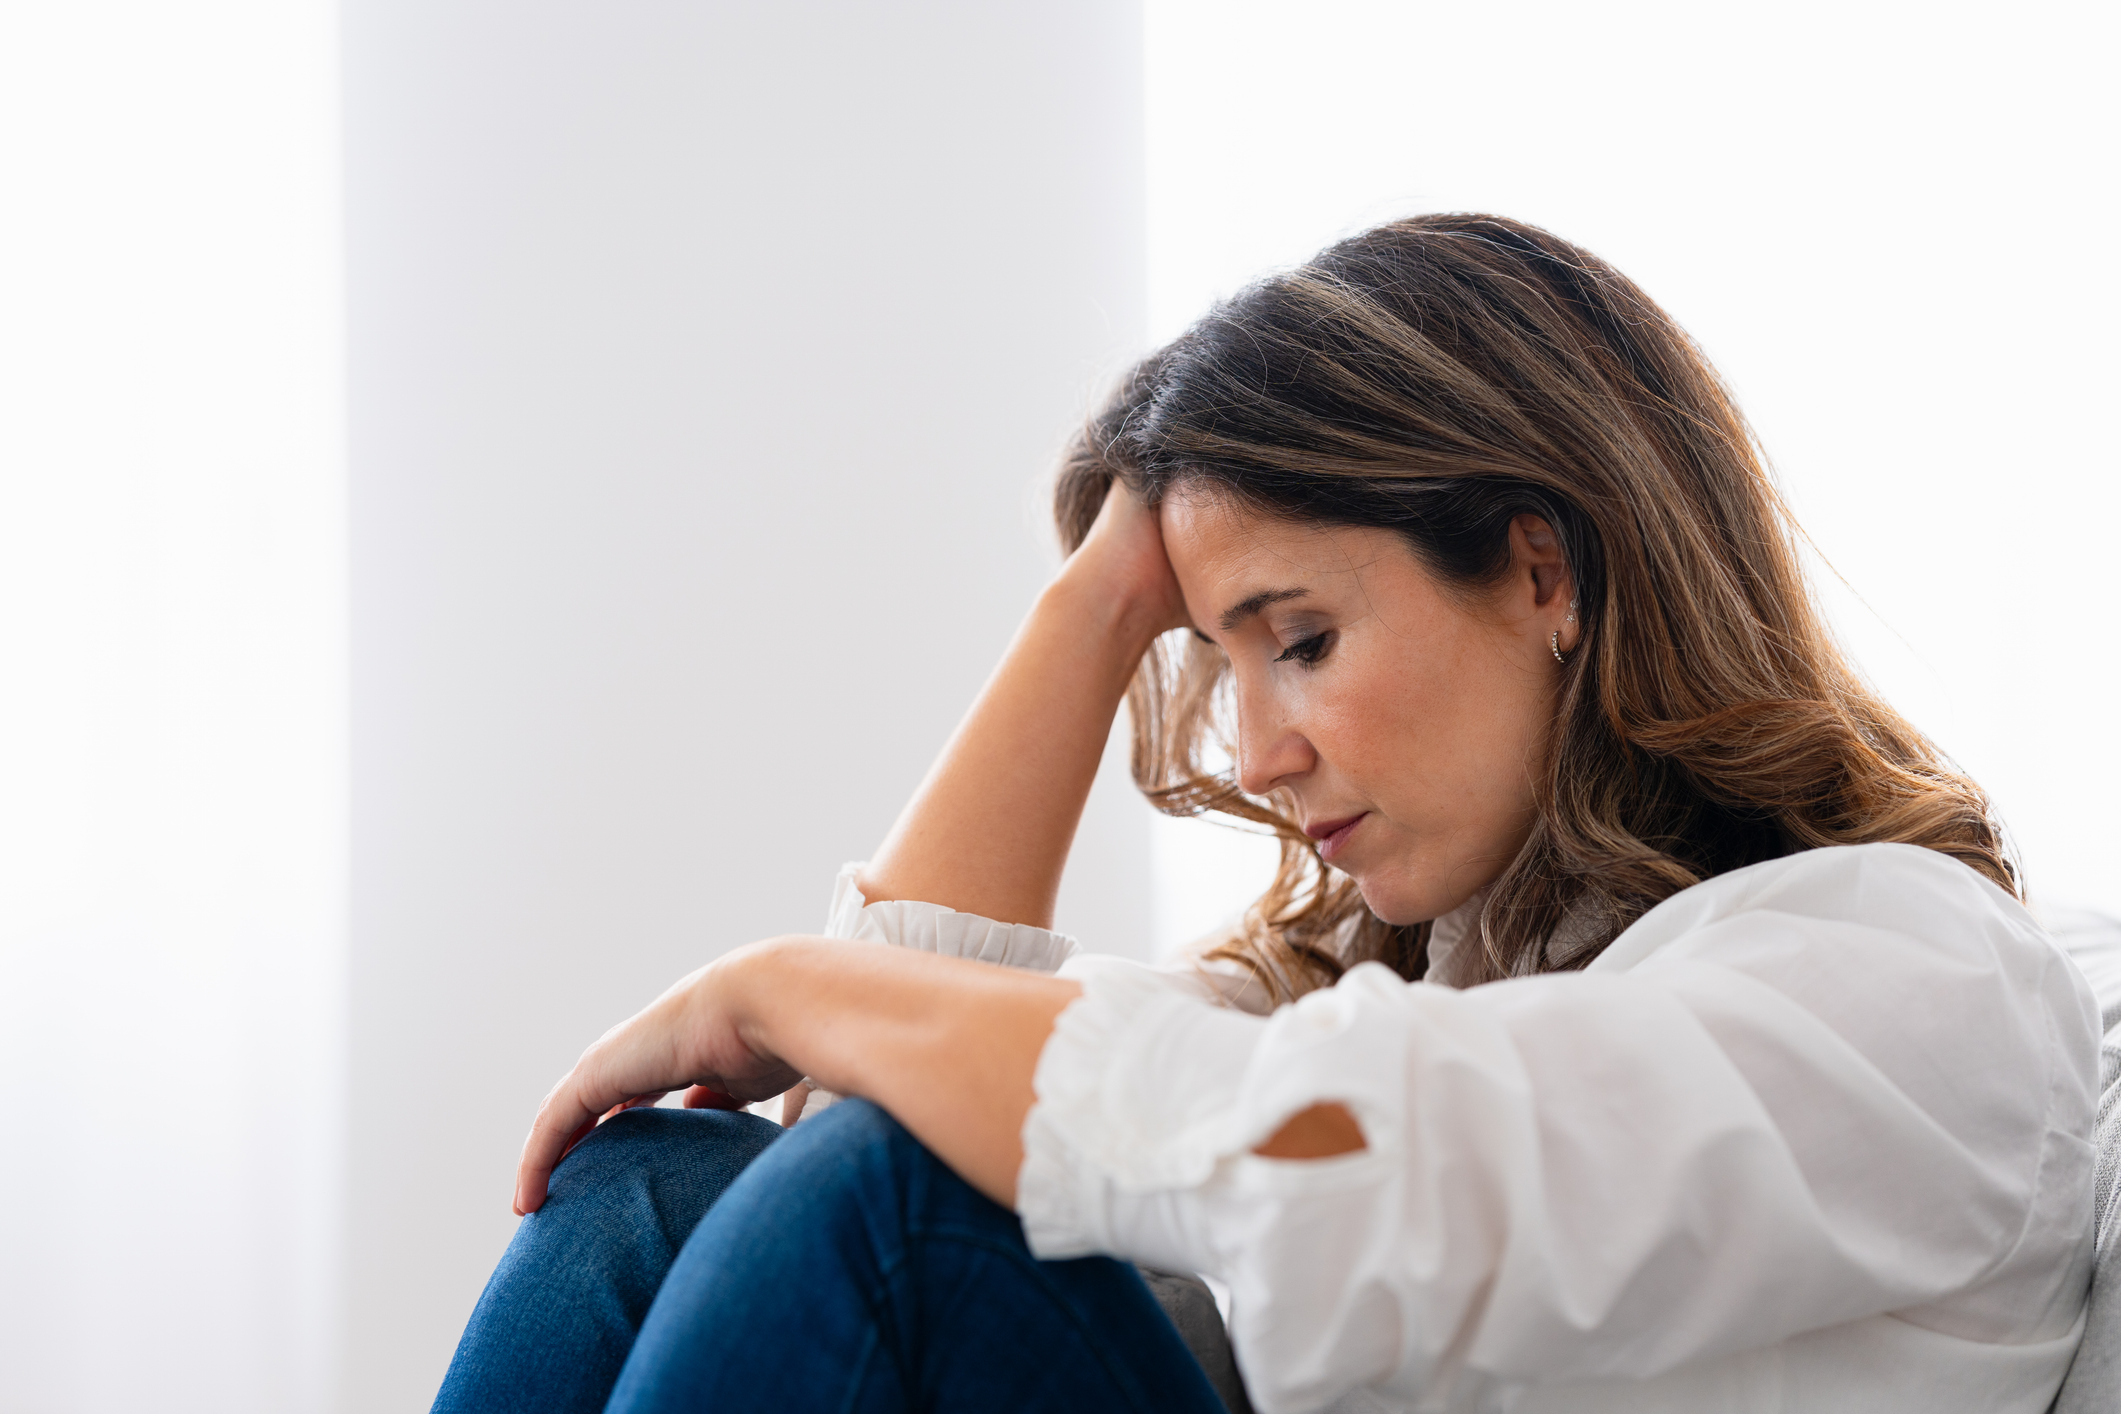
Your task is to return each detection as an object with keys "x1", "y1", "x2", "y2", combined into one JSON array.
[
  {"x1": 769, "y1": 1097, "x2": 934, "y2": 1193},
  {"x1": 541, "y1": 1105, "x2": 782, "y2": 1230},
  {"x1": 743, "y1": 1098, "x2": 1014, "y2": 1246}
]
